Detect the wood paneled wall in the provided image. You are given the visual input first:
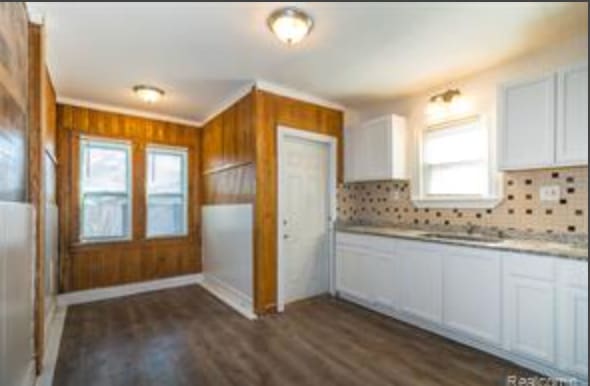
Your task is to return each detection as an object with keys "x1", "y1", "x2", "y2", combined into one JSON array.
[
  {"x1": 28, "y1": 22, "x2": 45, "y2": 374},
  {"x1": 57, "y1": 104, "x2": 201, "y2": 292},
  {"x1": 201, "y1": 88, "x2": 343, "y2": 315},
  {"x1": 43, "y1": 65, "x2": 57, "y2": 161},
  {"x1": 202, "y1": 90, "x2": 256, "y2": 204},
  {"x1": 253, "y1": 89, "x2": 343, "y2": 314}
]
